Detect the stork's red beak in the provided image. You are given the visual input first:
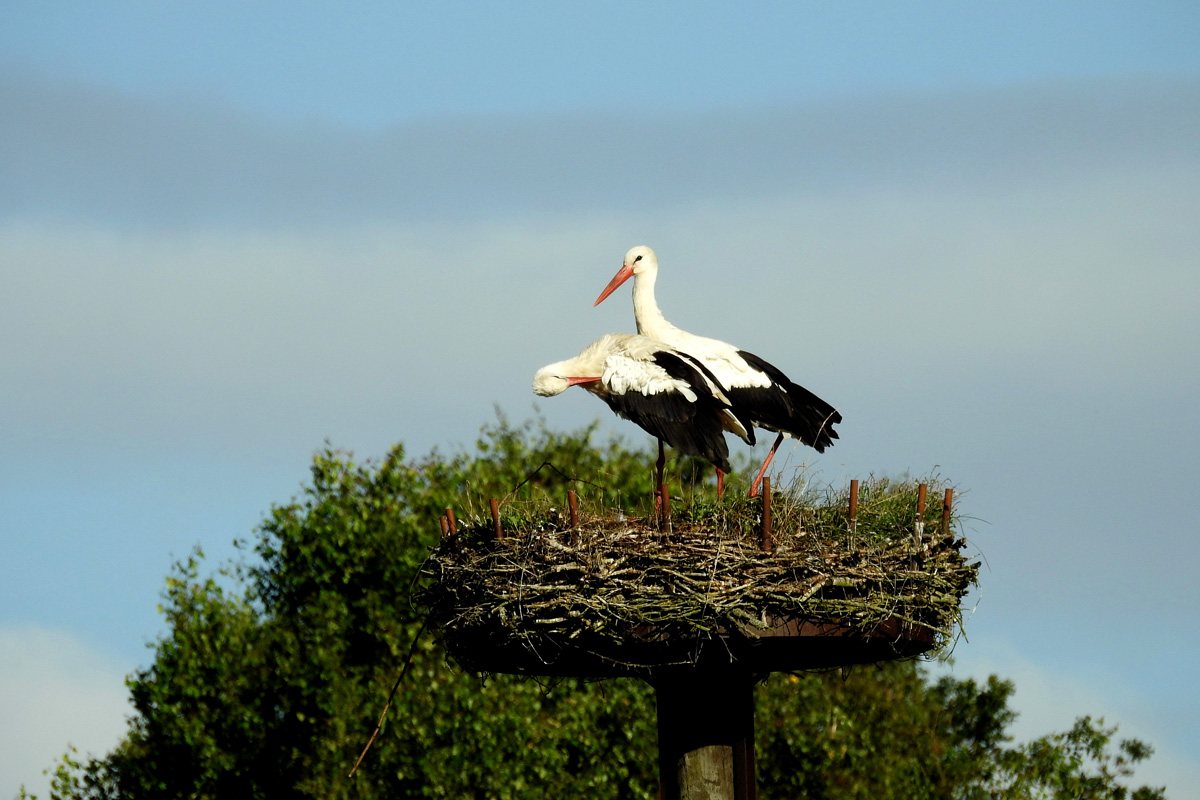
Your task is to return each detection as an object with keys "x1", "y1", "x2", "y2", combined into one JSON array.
[
  {"x1": 566, "y1": 376, "x2": 602, "y2": 386},
  {"x1": 593, "y1": 263, "x2": 634, "y2": 306}
]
